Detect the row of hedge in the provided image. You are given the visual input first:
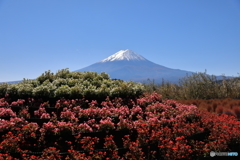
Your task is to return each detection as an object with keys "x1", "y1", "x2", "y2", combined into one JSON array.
[
  {"x1": 143, "y1": 71, "x2": 240, "y2": 100},
  {"x1": 0, "y1": 69, "x2": 145, "y2": 101}
]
